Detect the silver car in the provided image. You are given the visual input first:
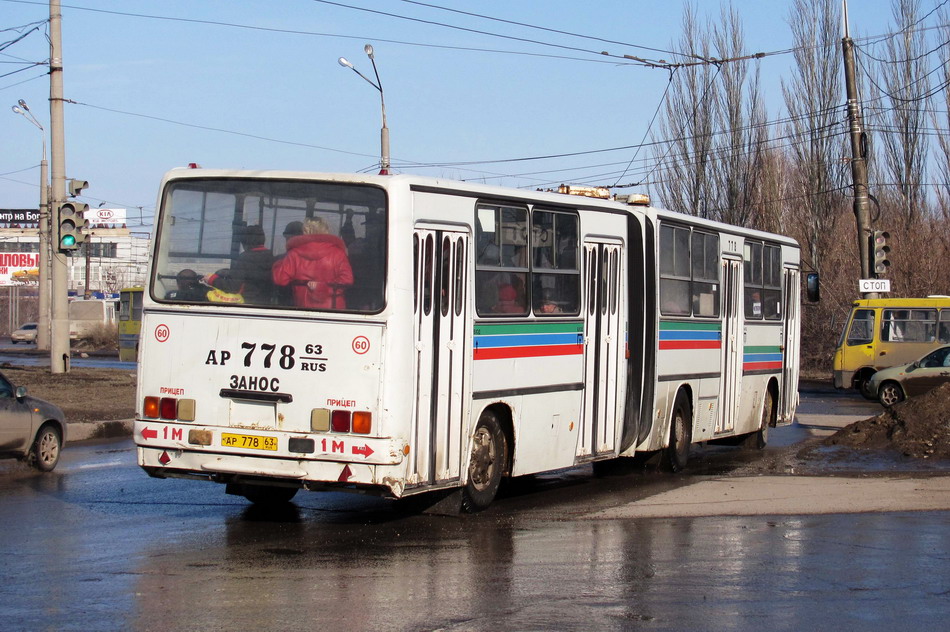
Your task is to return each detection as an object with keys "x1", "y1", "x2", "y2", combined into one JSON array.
[
  {"x1": 867, "y1": 345, "x2": 950, "y2": 407},
  {"x1": 0, "y1": 371, "x2": 67, "y2": 471},
  {"x1": 11, "y1": 322, "x2": 38, "y2": 344}
]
